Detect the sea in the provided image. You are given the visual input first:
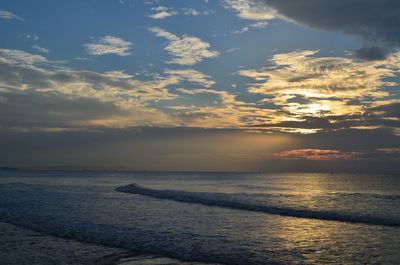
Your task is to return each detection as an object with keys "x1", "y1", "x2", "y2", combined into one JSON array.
[{"x1": 0, "y1": 170, "x2": 399, "y2": 264}]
